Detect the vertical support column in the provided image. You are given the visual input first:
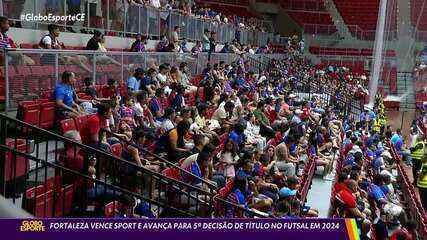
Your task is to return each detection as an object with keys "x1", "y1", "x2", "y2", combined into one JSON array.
[
  {"x1": 107, "y1": 0, "x2": 110, "y2": 32},
  {"x1": 92, "y1": 53, "x2": 96, "y2": 84},
  {"x1": 55, "y1": 53, "x2": 59, "y2": 84},
  {"x1": 369, "y1": 0, "x2": 388, "y2": 106},
  {"x1": 4, "y1": 50, "x2": 9, "y2": 112},
  {"x1": 0, "y1": 114, "x2": 6, "y2": 195}
]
